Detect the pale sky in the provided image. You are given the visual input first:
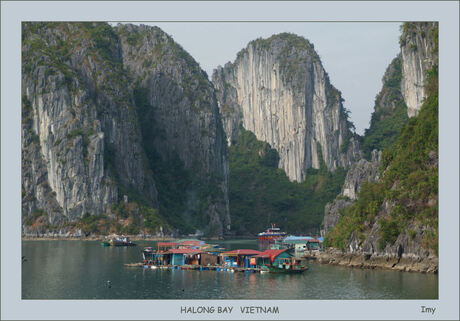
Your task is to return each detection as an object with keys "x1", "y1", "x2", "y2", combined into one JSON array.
[{"x1": 121, "y1": 22, "x2": 401, "y2": 135}]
